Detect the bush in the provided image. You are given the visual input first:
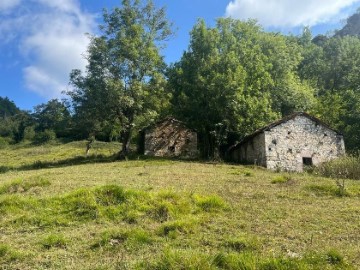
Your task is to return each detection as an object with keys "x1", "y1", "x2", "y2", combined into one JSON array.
[
  {"x1": 23, "y1": 126, "x2": 35, "y2": 141},
  {"x1": 33, "y1": 129, "x2": 56, "y2": 144},
  {"x1": 315, "y1": 155, "x2": 360, "y2": 180},
  {"x1": 0, "y1": 136, "x2": 10, "y2": 148},
  {"x1": 305, "y1": 184, "x2": 349, "y2": 197}
]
